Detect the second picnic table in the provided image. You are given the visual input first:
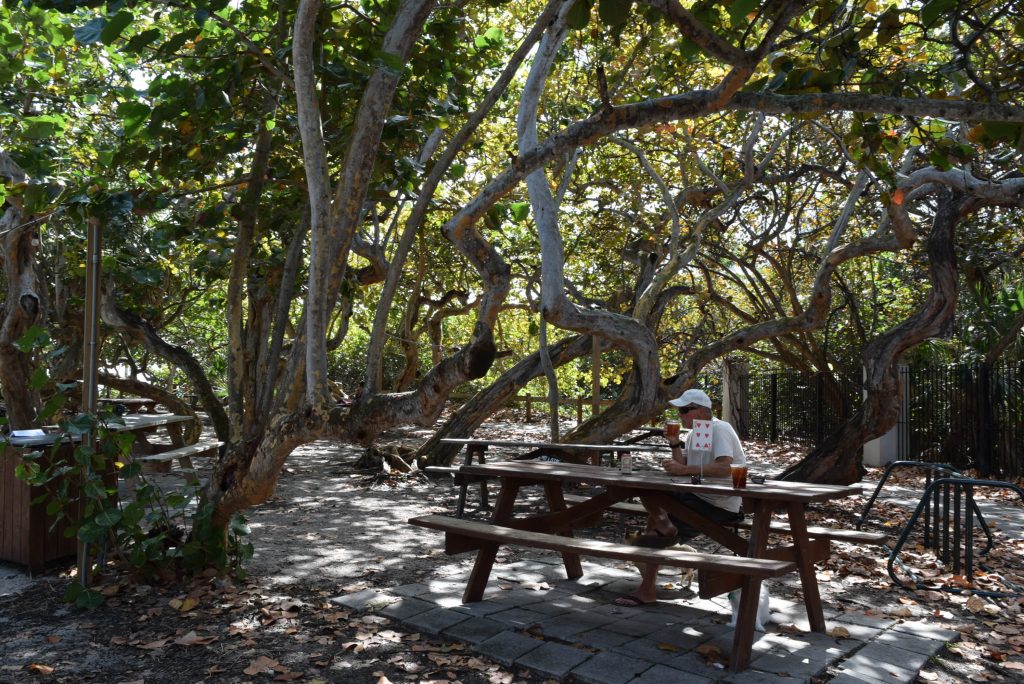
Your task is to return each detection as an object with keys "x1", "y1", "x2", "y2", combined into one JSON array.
[
  {"x1": 438, "y1": 437, "x2": 669, "y2": 516},
  {"x1": 0, "y1": 413, "x2": 215, "y2": 570}
]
